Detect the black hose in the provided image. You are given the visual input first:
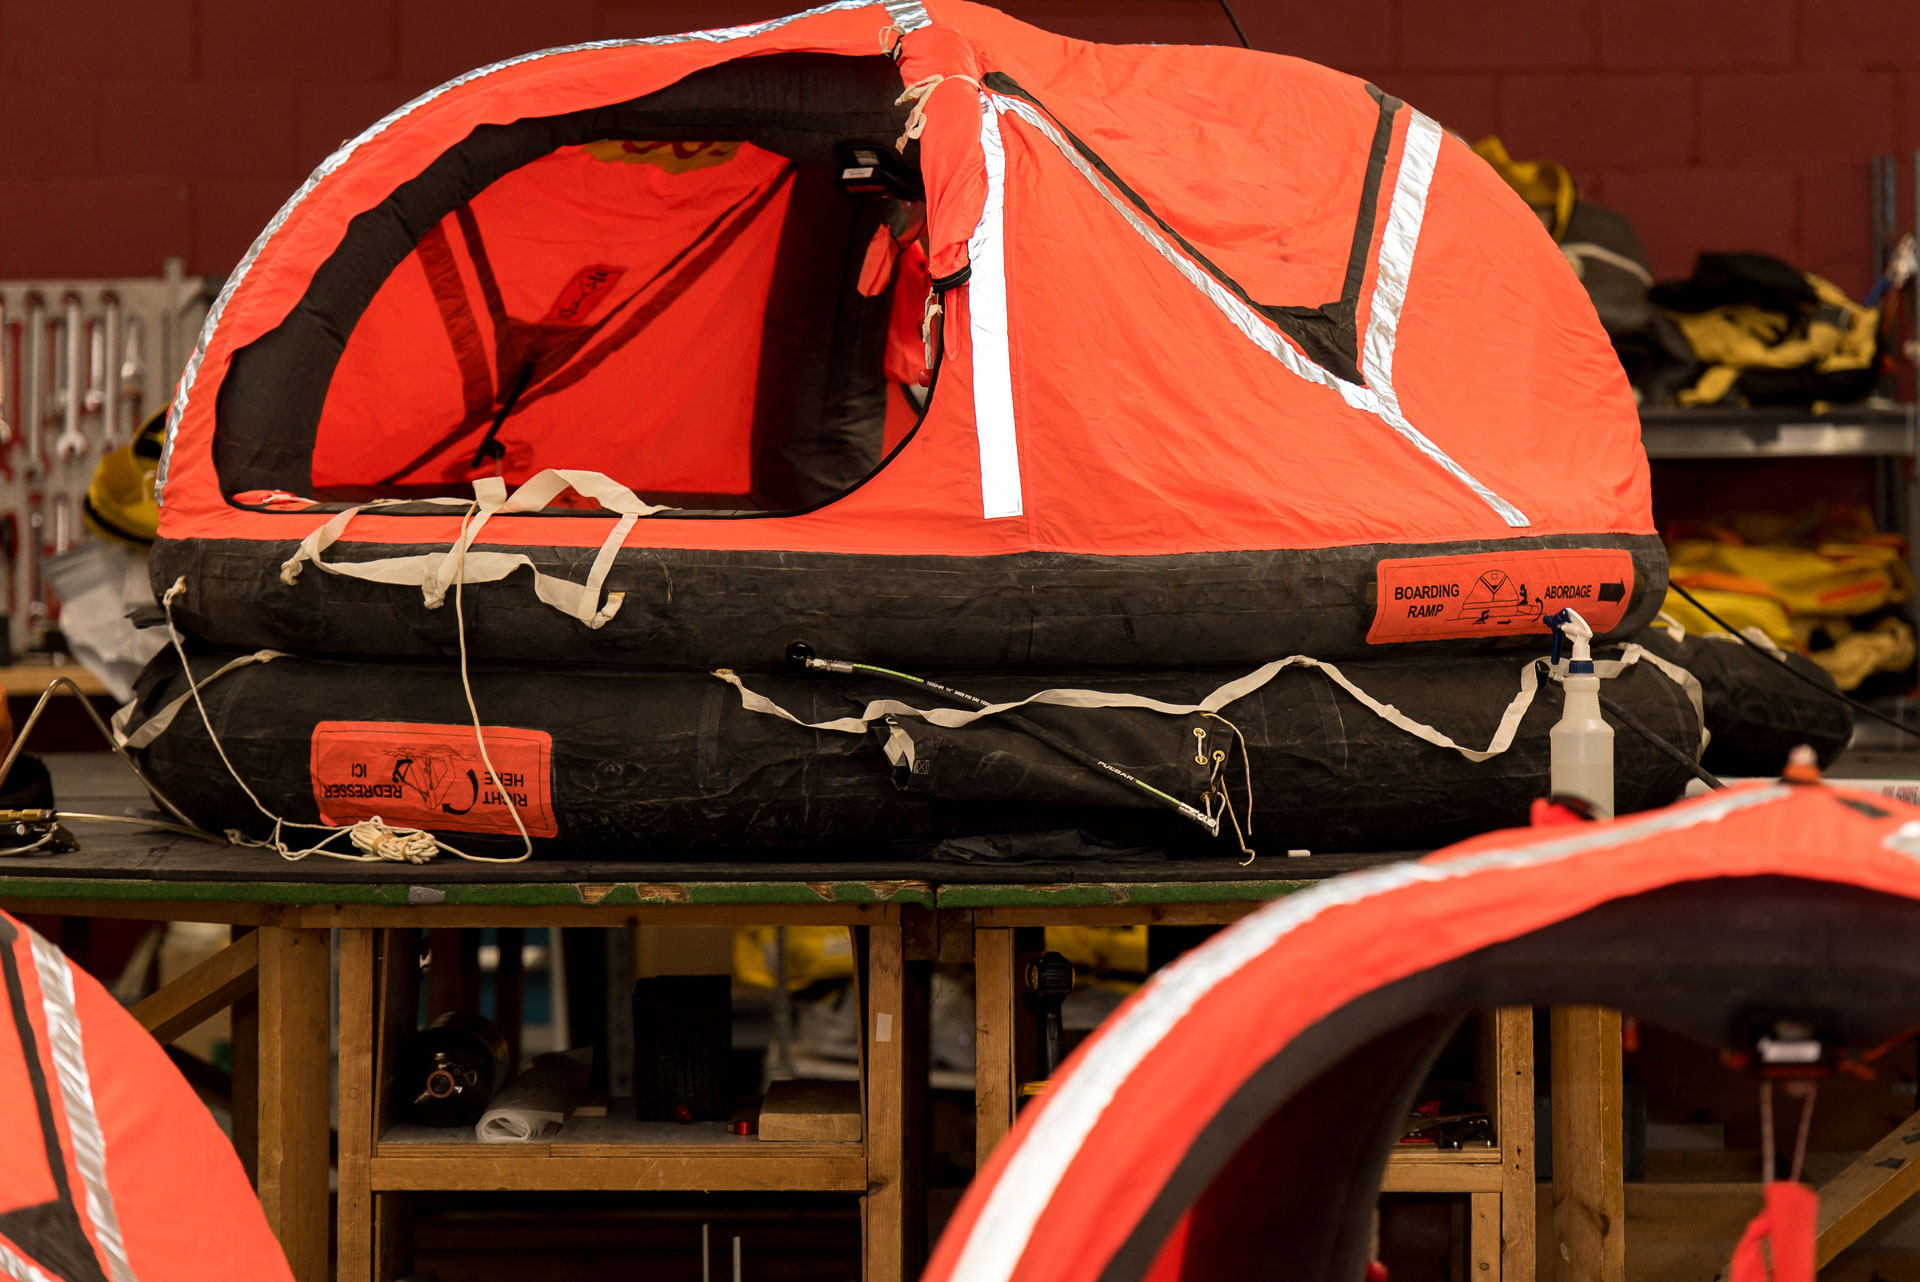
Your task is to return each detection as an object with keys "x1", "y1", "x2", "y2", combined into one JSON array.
[
  {"x1": 1667, "y1": 582, "x2": 1920, "y2": 743},
  {"x1": 1594, "y1": 689, "x2": 1724, "y2": 790}
]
